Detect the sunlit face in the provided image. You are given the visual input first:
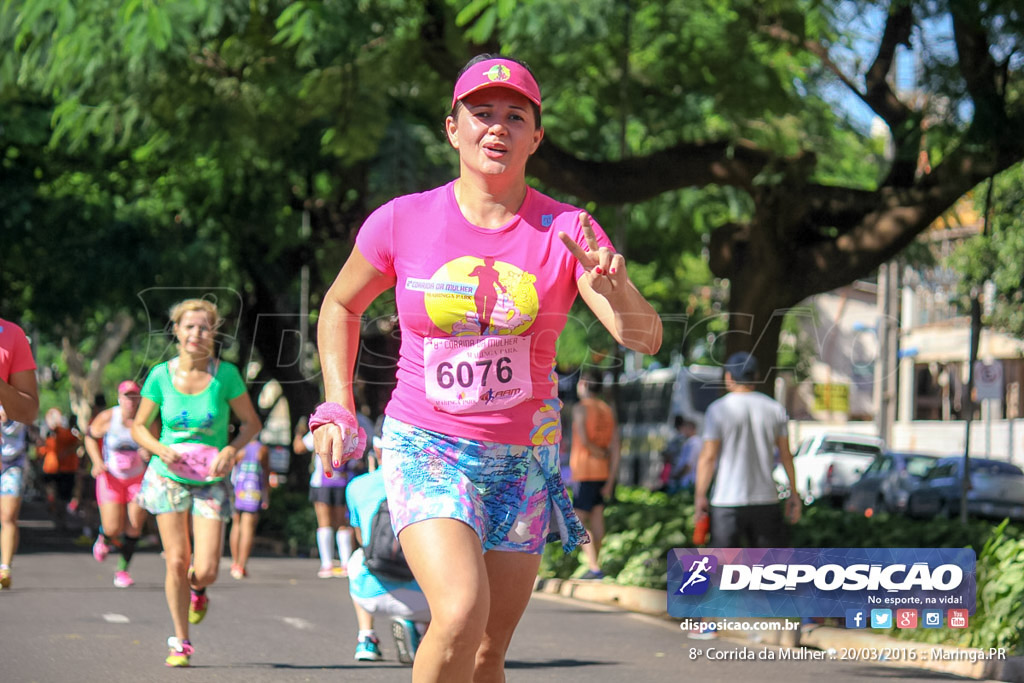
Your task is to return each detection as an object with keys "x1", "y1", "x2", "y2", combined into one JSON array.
[
  {"x1": 446, "y1": 88, "x2": 543, "y2": 178},
  {"x1": 174, "y1": 310, "x2": 215, "y2": 357}
]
